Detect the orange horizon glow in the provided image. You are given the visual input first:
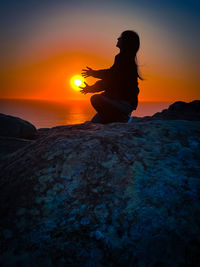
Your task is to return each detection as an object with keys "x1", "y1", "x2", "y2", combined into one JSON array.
[
  {"x1": 1, "y1": 1, "x2": 199, "y2": 104},
  {"x1": 1, "y1": 49, "x2": 199, "y2": 103}
]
